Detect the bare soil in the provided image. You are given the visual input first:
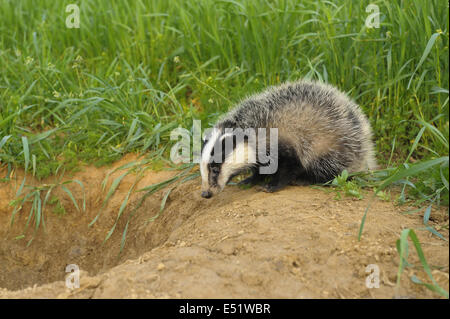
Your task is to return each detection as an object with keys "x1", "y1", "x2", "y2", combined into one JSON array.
[{"x1": 0, "y1": 154, "x2": 448, "y2": 298}]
